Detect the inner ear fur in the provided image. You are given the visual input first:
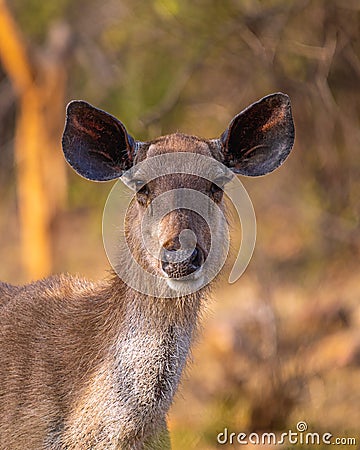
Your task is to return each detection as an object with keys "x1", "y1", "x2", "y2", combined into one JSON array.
[
  {"x1": 220, "y1": 93, "x2": 295, "y2": 176},
  {"x1": 62, "y1": 101, "x2": 136, "y2": 181}
]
